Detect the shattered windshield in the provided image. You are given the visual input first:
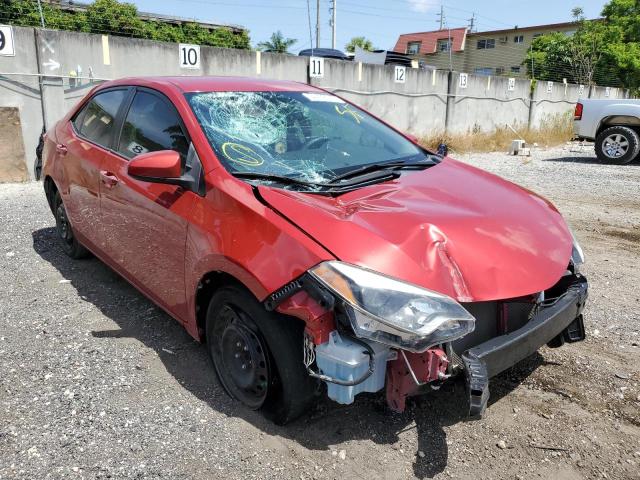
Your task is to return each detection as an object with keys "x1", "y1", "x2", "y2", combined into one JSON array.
[{"x1": 186, "y1": 91, "x2": 427, "y2": 186}]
